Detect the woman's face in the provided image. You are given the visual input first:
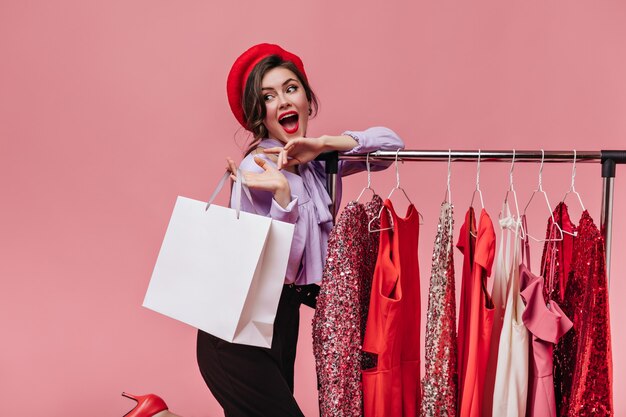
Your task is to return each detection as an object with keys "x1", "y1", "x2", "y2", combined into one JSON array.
[{"x1": 261, "y1": 67, "x2": 309, "y2": 143}]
